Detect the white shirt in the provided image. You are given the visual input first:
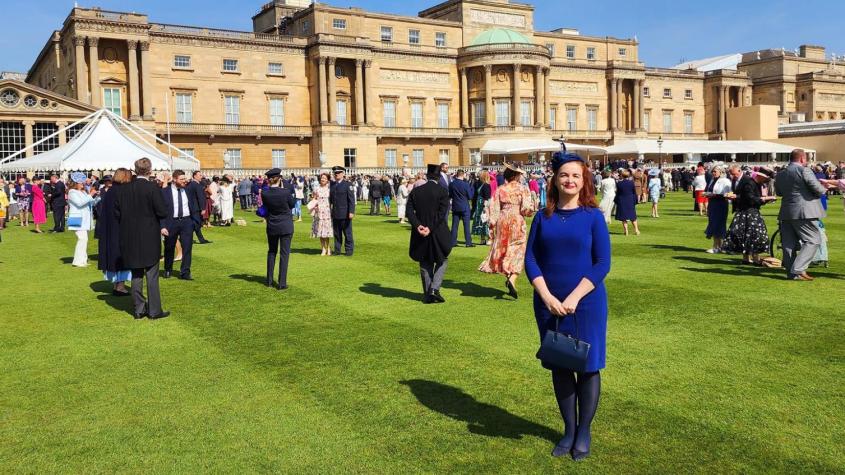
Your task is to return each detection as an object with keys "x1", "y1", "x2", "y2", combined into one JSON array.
[
  {"x1": 692, "y1": 175, "x2": 707, "y2": 191},
  {"x1": 710, "y1": 177, "x2": 732, "y2": 196},
  {"x1": 170, "y1": 185, "x2": 190, "y2": 218}
]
